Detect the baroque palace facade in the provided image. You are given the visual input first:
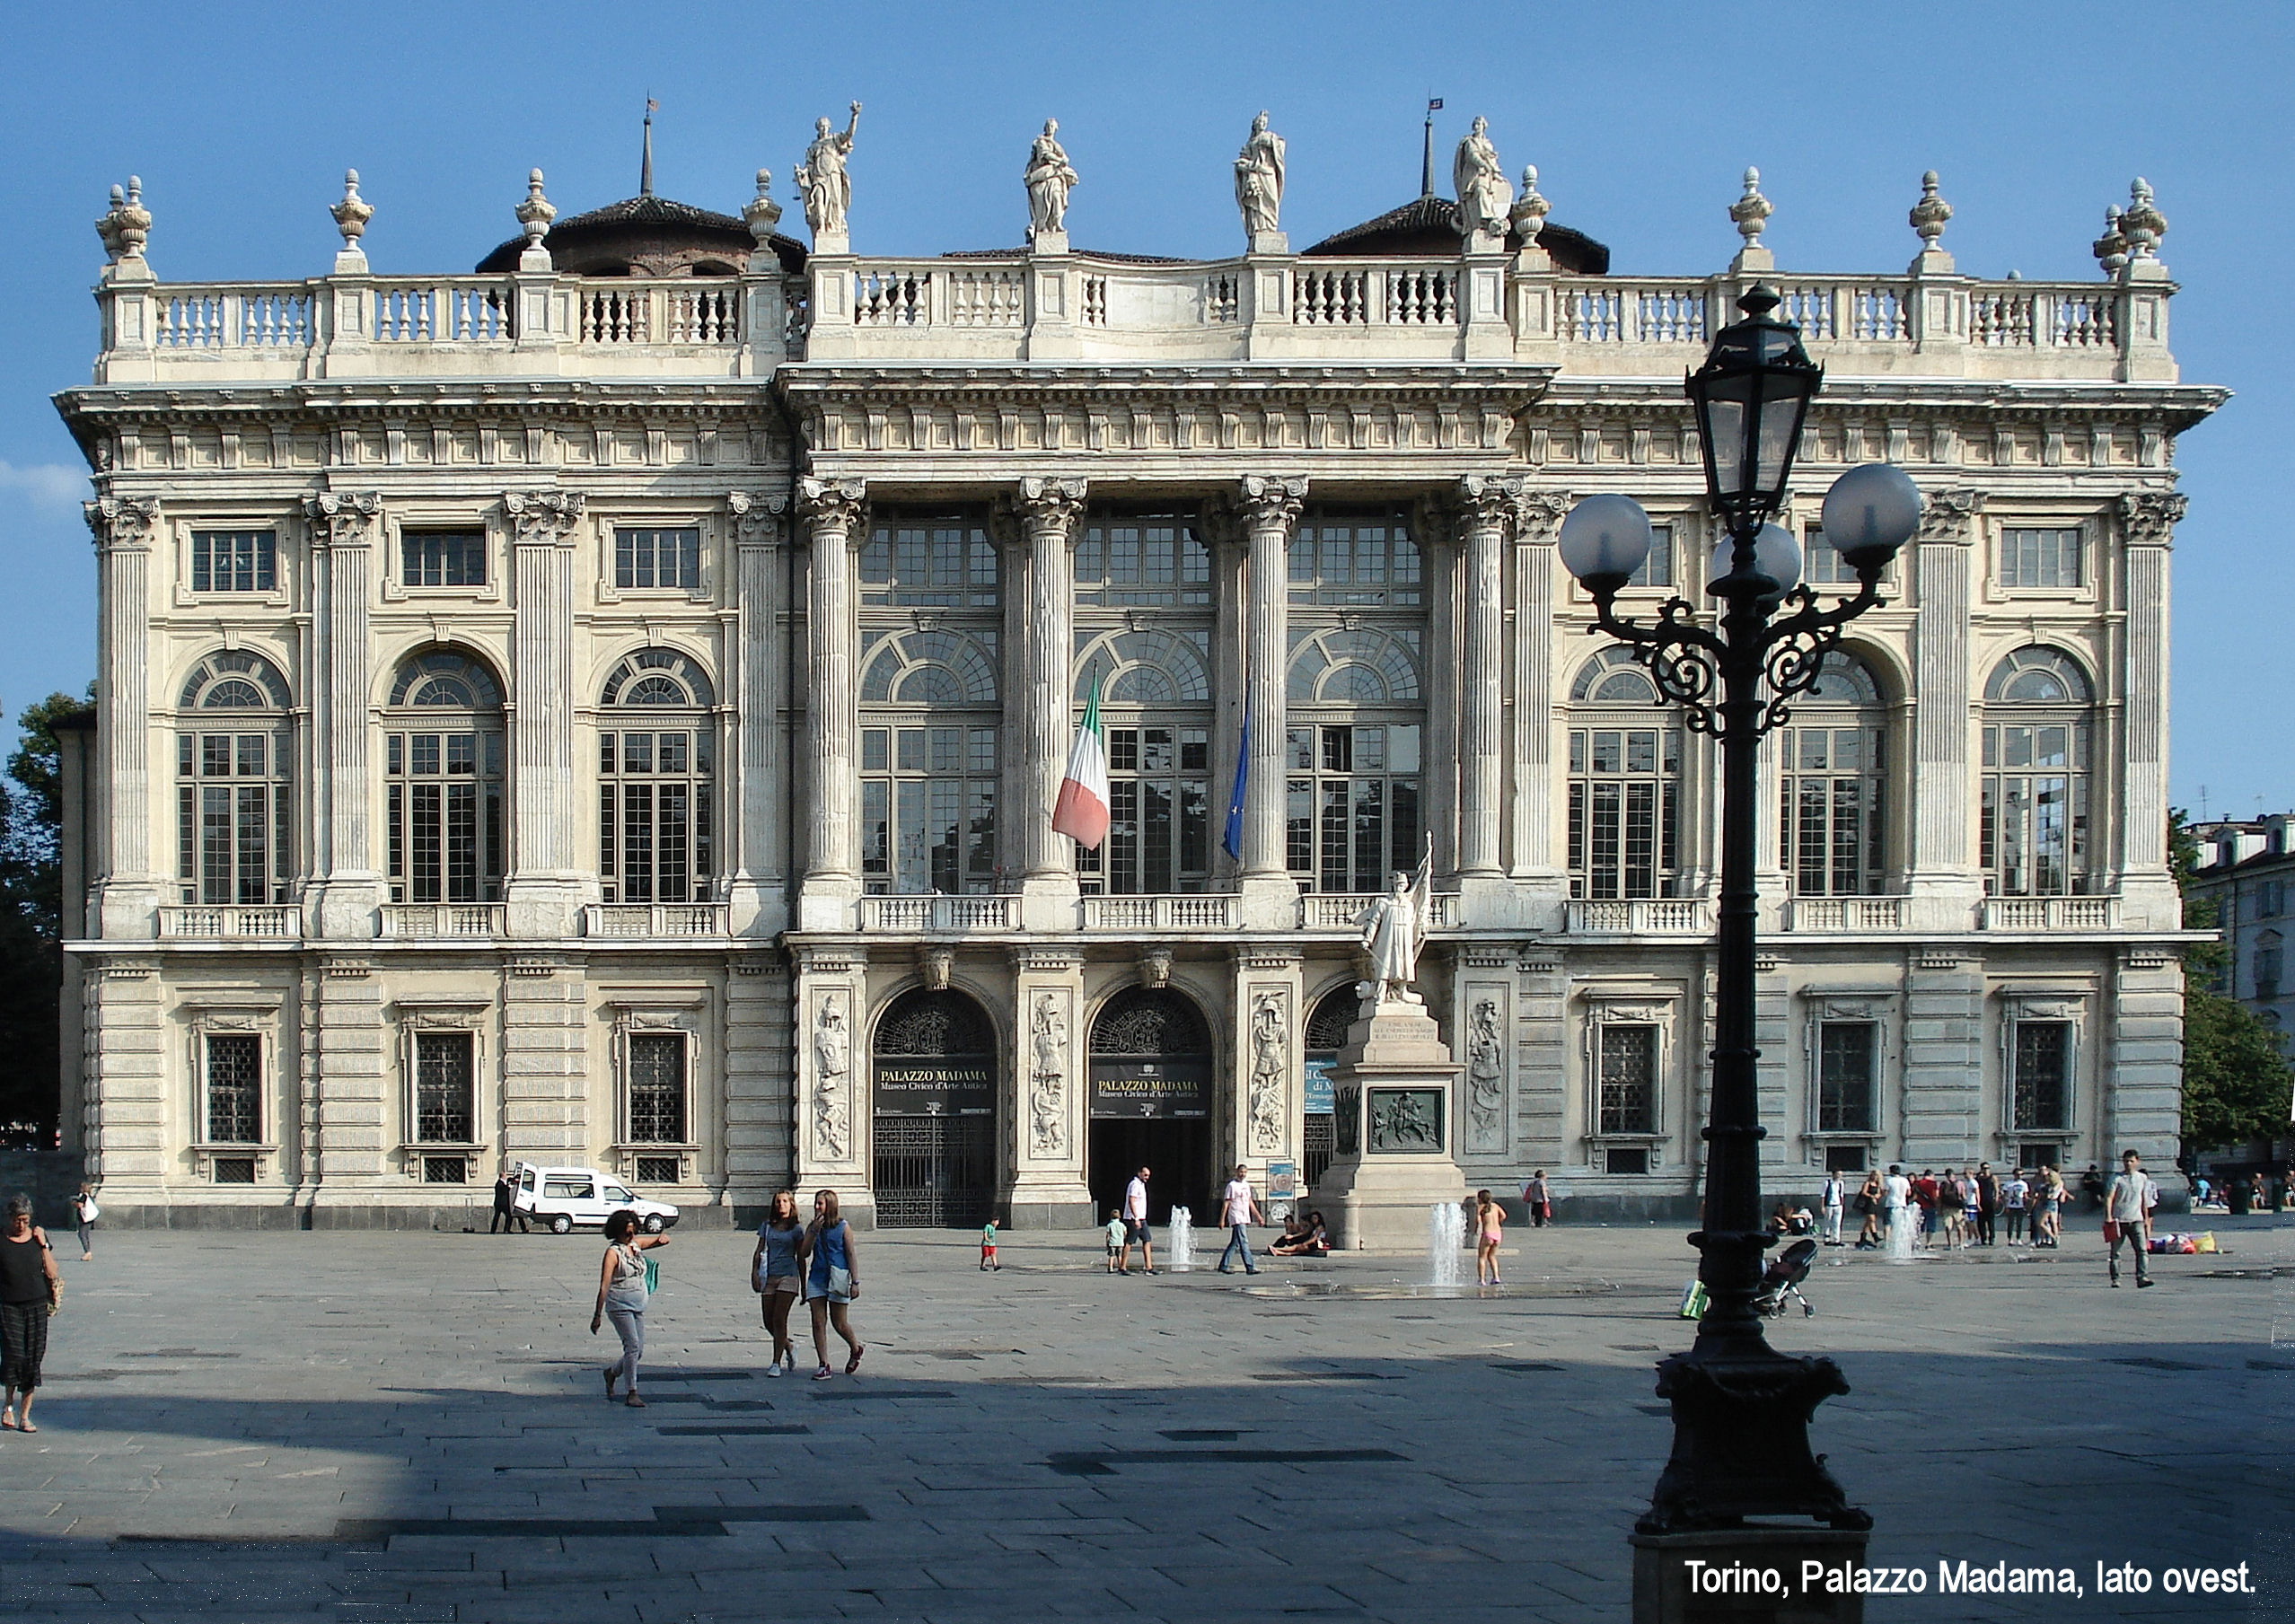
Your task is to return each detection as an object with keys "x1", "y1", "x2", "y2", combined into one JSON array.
[{"x1": 52, "y1": 121, "x2": 2222, "y2": 1226}]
